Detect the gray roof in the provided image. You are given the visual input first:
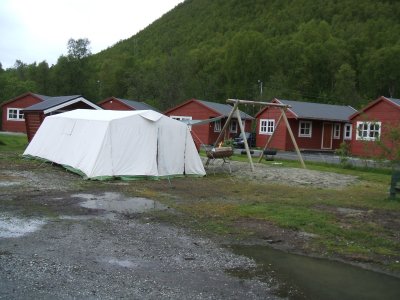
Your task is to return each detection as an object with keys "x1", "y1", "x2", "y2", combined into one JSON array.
[
  {"x1": 197, "y1": 100, "x2": 253, "y2": 120},
  {"x1": 278, "y1": 99, "x2": 357, "y2": 122},
  {"x1": 24, "y1": 95, "x2": 82, "y2": 111},
  {"x1": 387, "y1": 98, "x2": 400, "y2": 107},
  {"x1": 117, "y1": 98, "x2": 159, "y2": 112}
]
